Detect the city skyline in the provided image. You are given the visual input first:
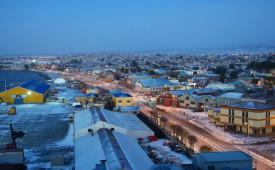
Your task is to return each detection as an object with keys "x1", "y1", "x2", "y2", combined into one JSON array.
[{"x1": 1, "y1": 0, "x2": 275, "y2": 55}]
